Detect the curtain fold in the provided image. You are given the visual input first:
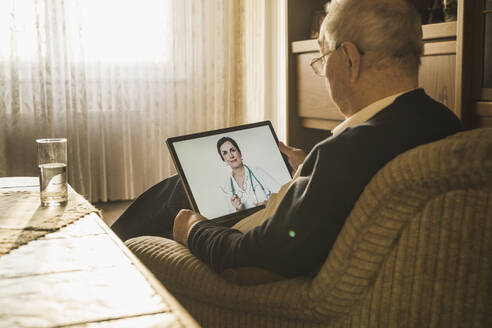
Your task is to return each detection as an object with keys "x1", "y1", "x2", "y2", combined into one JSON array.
[{"x1": 0, "y1": 0, "x2": 286, "y2": 202}]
